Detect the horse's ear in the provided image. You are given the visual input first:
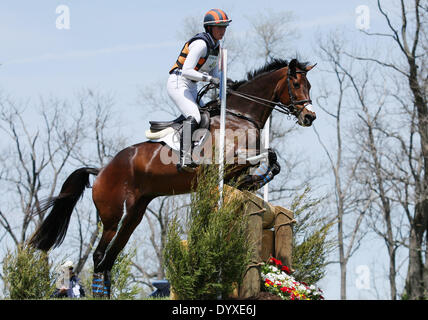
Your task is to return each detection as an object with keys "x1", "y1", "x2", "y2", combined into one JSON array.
[
  {"x1": 289, "y1": 59, "x2": 297, "y2": 78},
  {"x1": 305, "y1": 63, "x2": 317, "y2": 72}
]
